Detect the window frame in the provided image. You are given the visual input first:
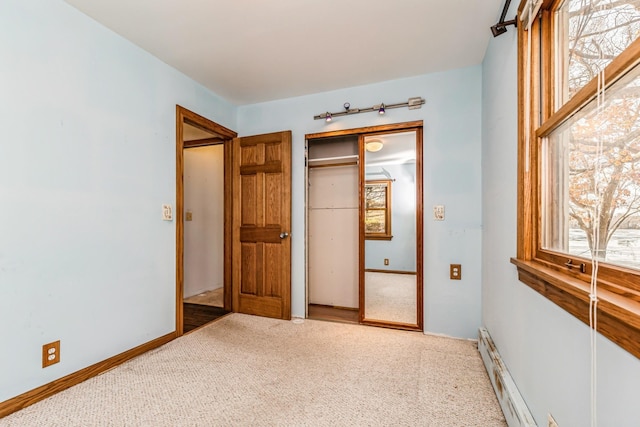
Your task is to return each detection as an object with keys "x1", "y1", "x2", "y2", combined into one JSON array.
[
  {"x1": 364, "y1": 179, "x2": 393, "y2": 240},
  {"x1": 514, "y1": 0, "x2": 640, "y2": 359}
]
